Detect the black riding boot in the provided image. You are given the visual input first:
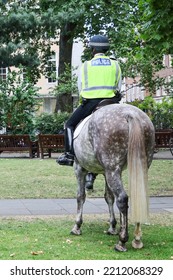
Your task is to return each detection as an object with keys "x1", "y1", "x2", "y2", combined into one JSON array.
[{"x1": 56, "y1": 128, "x2": 74, "y2": 166}]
